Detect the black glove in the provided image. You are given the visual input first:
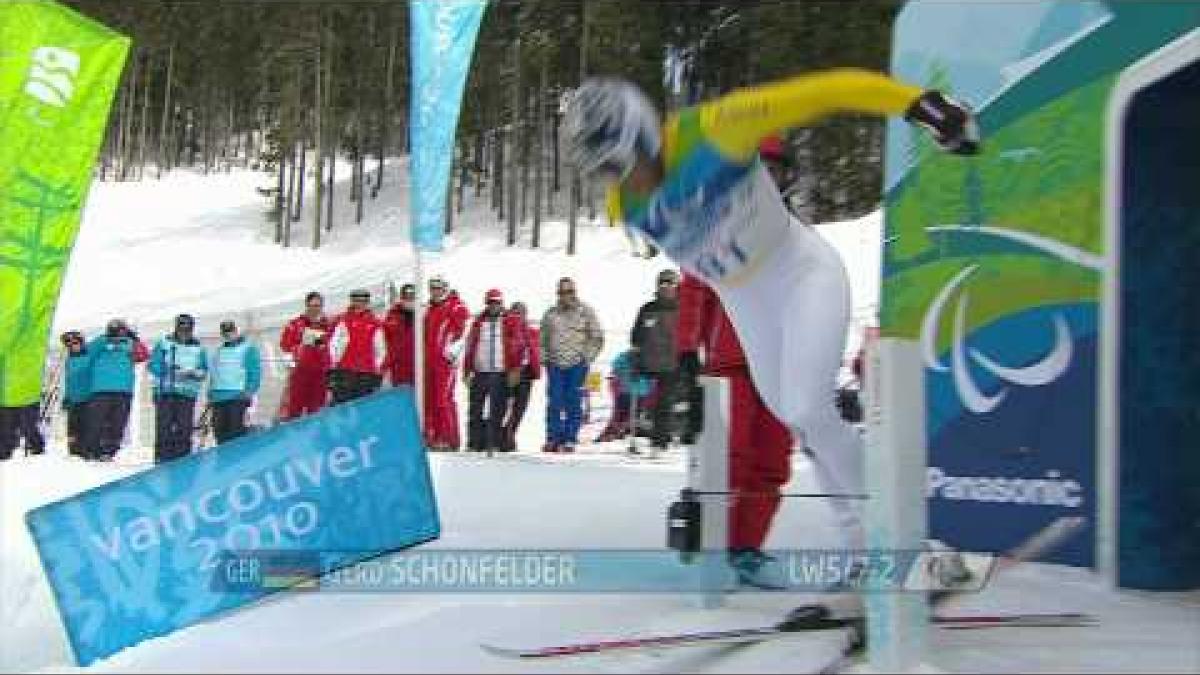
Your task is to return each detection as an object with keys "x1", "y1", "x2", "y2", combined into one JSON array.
[
  {"x1": 904, "y1": 90, "x2": 980, "y2": 156},
  {"x1": 678, "y1": 351, "x2": 701, "y2": 379}
]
